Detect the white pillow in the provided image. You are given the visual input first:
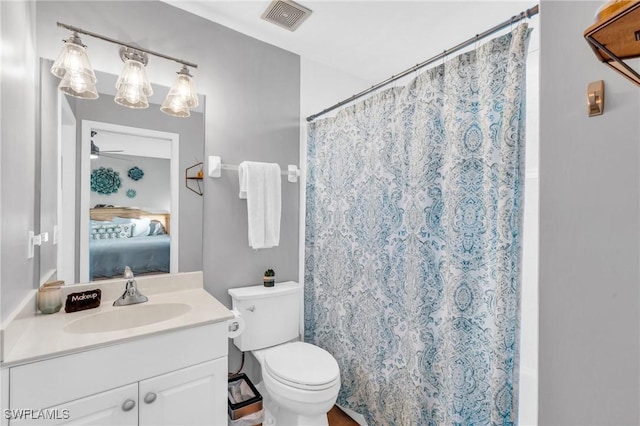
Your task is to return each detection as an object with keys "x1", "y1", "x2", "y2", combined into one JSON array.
[
  {"x1": 113, "y1": 216, "x2": 151, "y2": 237},
  {"x1": 90, "y1": 223, "x2": 134, "y2": 240}
]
